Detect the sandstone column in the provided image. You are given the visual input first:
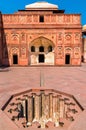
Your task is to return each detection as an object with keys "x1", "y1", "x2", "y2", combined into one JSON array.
[
  {"x1": 53, "y1": 95, "x2": 59, "y2": 127},
  {"x1": 41, "y1": 93, "x2": 45, "y2": 117},
  {"x1": 45, "y1": 94, "x2": 50, "y2": 119},
  {"x1": 28, "y1": 96, "x2": 33, "y2": 123},
  {"x1": 49, "y1": 93, "x2": 53, "y2": 119},
  {"x1": 34, "y1": 94, "x2": 41, "y2": 121},
  {"x1": 22, "y1": 100, "x2": 26, "y2": 117},
  {"x1": 59, "y1": 98, "x2": 65, "y2": 118}
]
